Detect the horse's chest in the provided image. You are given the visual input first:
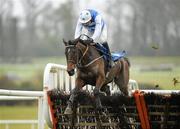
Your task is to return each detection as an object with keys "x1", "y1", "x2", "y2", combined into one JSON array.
[
  {"x1": 79, "y1": 70, "x2": 95, "y2": 84},
  {"x1": 80, "y1": 71, "x2": 94, "y2": 78}
]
